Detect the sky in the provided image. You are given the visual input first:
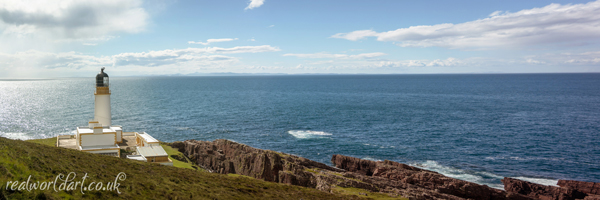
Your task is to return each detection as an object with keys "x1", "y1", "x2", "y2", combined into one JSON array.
[{"x1": 1, "y1": 0, "x2": 600, "y2": 77}]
